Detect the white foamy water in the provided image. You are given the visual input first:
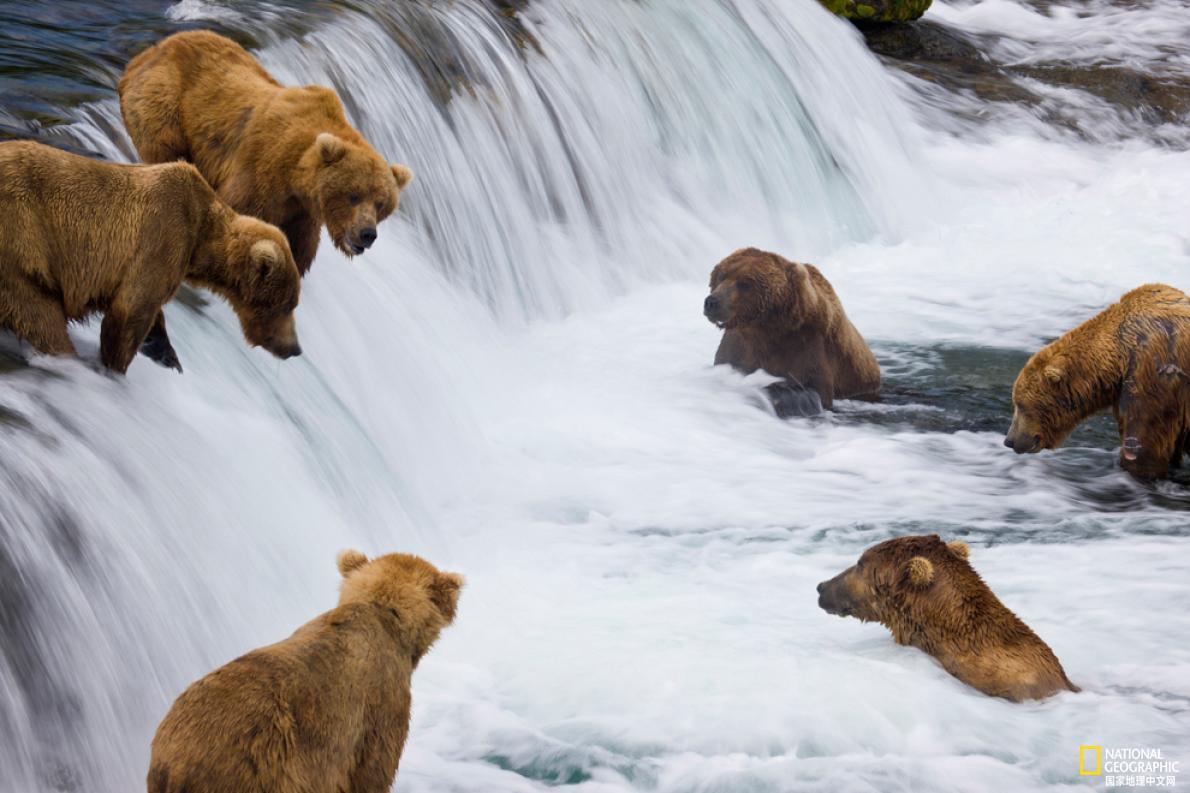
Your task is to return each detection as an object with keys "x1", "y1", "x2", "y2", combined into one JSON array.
[
  {"x1": 932, "y1": 0, "x2": 1190, "y2": 78},
  {"x1": 2, "y1": 1, "x2": 1188, "y2": 792}
]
